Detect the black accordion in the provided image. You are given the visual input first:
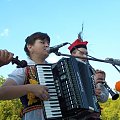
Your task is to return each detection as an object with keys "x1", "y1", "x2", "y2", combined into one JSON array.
[{"x1": 35, "y1": 57, "x2": 100, "y2": 120}]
